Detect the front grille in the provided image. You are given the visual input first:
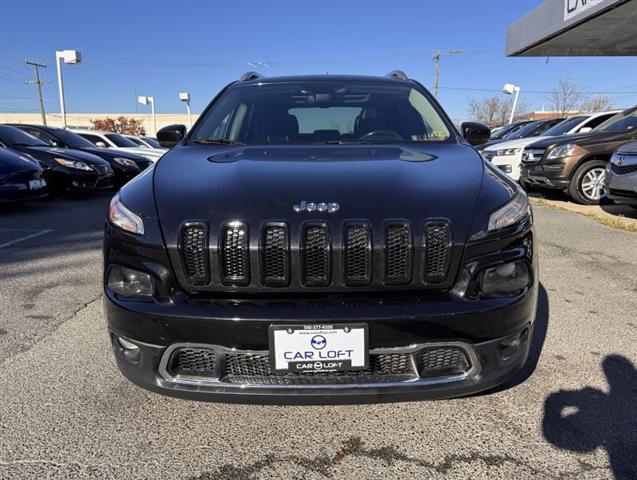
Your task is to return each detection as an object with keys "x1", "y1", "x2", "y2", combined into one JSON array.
[
  {"x1": 220, "y1": 222, "x2": 249, "y2": 285},
  {"x1": 385, "y1": 223, "x2": 412, "y2": 285},
  {"x1": 522, "y1": 148, "x2": 545, "y2": 164},
  {"x1": 176, "y1": 218, "x2": 454, "y2": 290},
  {"x1": 343, "y1": 222, "x2": 371, "y2": 286},
  {"x1": 162, "y1": 345, "x2": 474, "y2": 387},
  {"x1": 303, "y1": 224, "x2": 330, "y2": 286},
  {"x1": 424, "y1": 222, "x2": 451, "y2": 283},
  {"x1": 262, "y1": 224, "x2": 289, "y2": 286},
  {"x1": 611, "y1": 162, "x2": 637, "y2": 175},
  {"x1": 168, "y1": 347, "x2": 217, "y2": 377},
  {"x1": 180, "y1": 223, "x2": 210, "y2": 285}
]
